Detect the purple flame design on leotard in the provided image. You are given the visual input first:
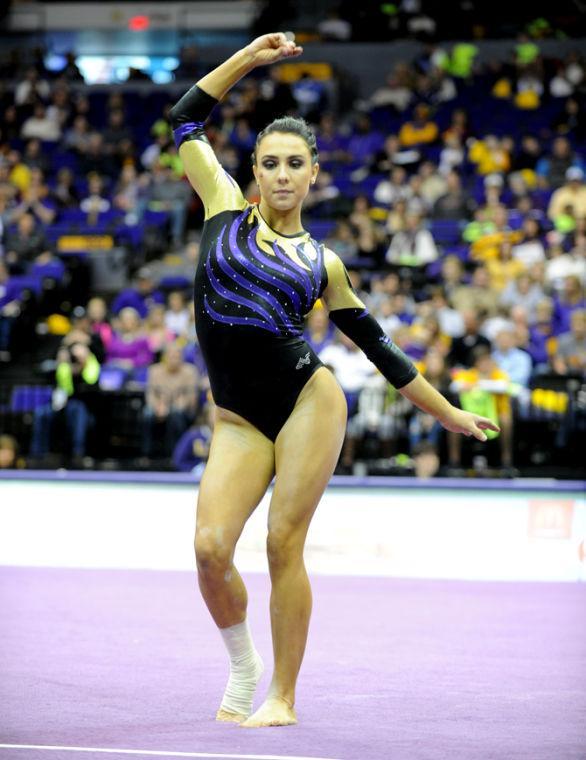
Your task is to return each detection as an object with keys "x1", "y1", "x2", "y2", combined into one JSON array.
[{"x1": 202, "y1": 209, "x2": 325, "y2": 336}]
